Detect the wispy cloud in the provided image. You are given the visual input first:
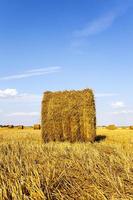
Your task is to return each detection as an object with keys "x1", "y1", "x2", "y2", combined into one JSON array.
[
  {"x1": 95, "y1": 93, "x2": 119, "y2": 97},
  {"x1": 74, "y1": 3, "x2": 131, "y2": 38},
  {"x1": 7, "y1": 112, "x2": 39, "y2": 117},
  {"x1": 112, "y1": 110, "x2": 133, "y2": 115},
  {"x1": 17, "y1": 93, "x2": 41, "y2": 102},
  {"x1": 111, "y1": 101, "x2": 125, "y2": 108},
  {"x1": 71, "y1": 2, "x2": 132, "y2": 52},
  {"x1": 0, "y1": 66, "x2": 61, "y2": 81},
  {"x1": 27, "y1": 67, "x2": 60, "y2": 73},
  {"x1": 74, "y1": 11, "x2": 123, "y2": 38},
  {"x1": 74, "y1": 12, "x2": 118, "y2": 38}
]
